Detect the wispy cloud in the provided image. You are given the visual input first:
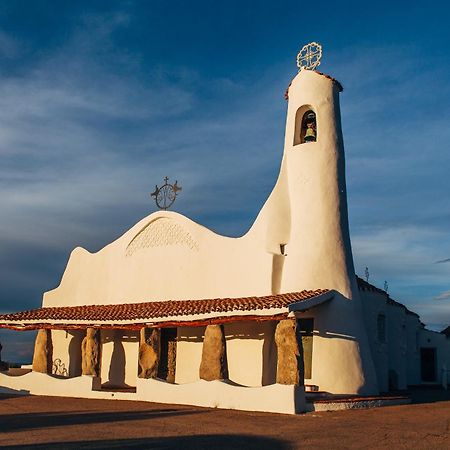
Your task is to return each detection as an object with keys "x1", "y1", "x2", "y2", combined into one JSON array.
[
  {"x1": 433, "y1": 291, "x2": 450, "y2": 301},
  {"x1": 435, "y1": 258, "x2": 450, "y2": 264}
]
